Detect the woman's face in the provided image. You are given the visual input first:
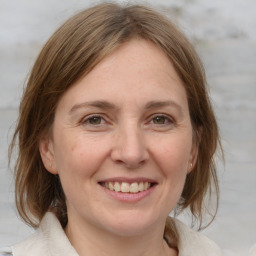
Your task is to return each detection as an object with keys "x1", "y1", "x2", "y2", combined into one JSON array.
[{"x1": 40, "y1": 39, "x2": 198, "y2": 237}]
